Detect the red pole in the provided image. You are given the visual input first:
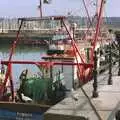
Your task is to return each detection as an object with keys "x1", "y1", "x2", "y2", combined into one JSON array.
[
  {"x1": 0, "y1": 20, "x2": 23, "y2": 99},
  {"x1": 9, "y1": 20, "x2": 23, "y2": 61},
  {"x1": 62, "y1": 20, "x2": 85, "y2": 64},
  {"x1": 9, "y1": 63, "x2": 14, "y2": 101},
  {"x1": 1, "y1": 60, "x2": 93, "y2": 67},
  {"x1": 62, "y1": 20, "x2": 87, "y2": 83},
  {"x1": 91, "y1": 0, "x2": 105, "y2": 63}
]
